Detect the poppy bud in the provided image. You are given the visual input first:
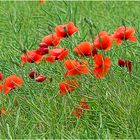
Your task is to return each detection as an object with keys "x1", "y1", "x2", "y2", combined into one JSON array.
[
  {"x1": 35, "y1": 74, "x2": 46, "y2": 82},
  {"x1": 39, "y1": 42, "x2": 48, "y2": 48},
  {"x1": 125, "y1": 60, "x2": 132, "y2": 75},
  {"x1": 29, "y1": 70, "x2": 37, "y2": 79},
  {"x1": 118, "y1": 58, "x2": 125, "y2": 67}
]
